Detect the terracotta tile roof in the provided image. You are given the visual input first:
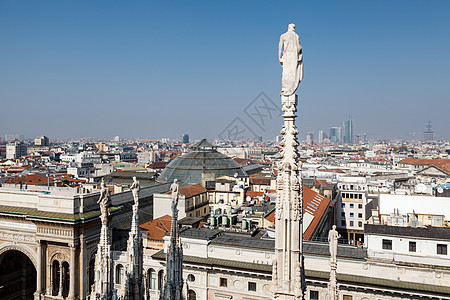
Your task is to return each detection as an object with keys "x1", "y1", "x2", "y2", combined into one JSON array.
[
  {"x1": 140, "y1": 215, "x2": 172, "y2": 241},
  {"x1": 246, "y1": 191, "x2": 264, "y2": 199},
  {"x1": 399, "y1": 158, "x2": 450, "y2": 173},
  {"x1": 265, "y1": 209, "x2": 276, "y2": 223},
  {"x1": 148, "y1": 161, "x2": 168, "y2": 169},
  {"x1": 7, "y1": 174, "x2": 53, "y2": 185},
  {"x1": 250, "y1": 177, "x2": 272, "y2": 186},
  {"x1": 302, "y1": 186, "x2": 331, "y2": 240},
  {"x1": 178, "y1": 183, "x2": 206, "y2": 198},
  {"x1": 314, "y1": 179, "x2": 328, "y2": 187}
]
